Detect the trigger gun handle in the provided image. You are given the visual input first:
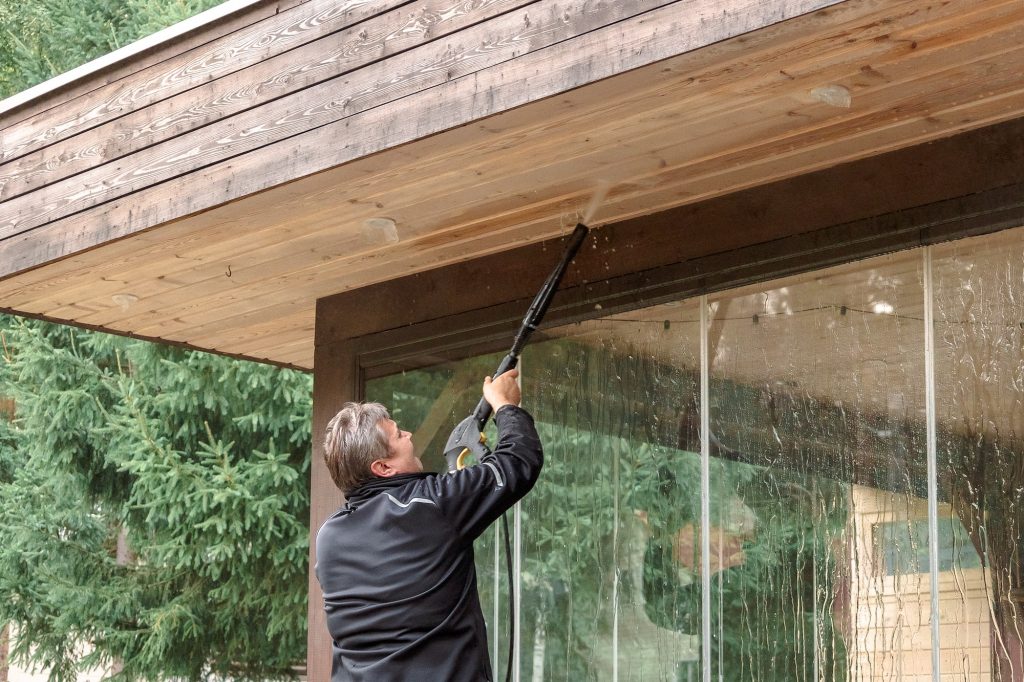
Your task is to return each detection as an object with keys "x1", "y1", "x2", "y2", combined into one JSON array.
[{"x1": 470, "y1": 352, "x2": 519, "y2": 429}]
